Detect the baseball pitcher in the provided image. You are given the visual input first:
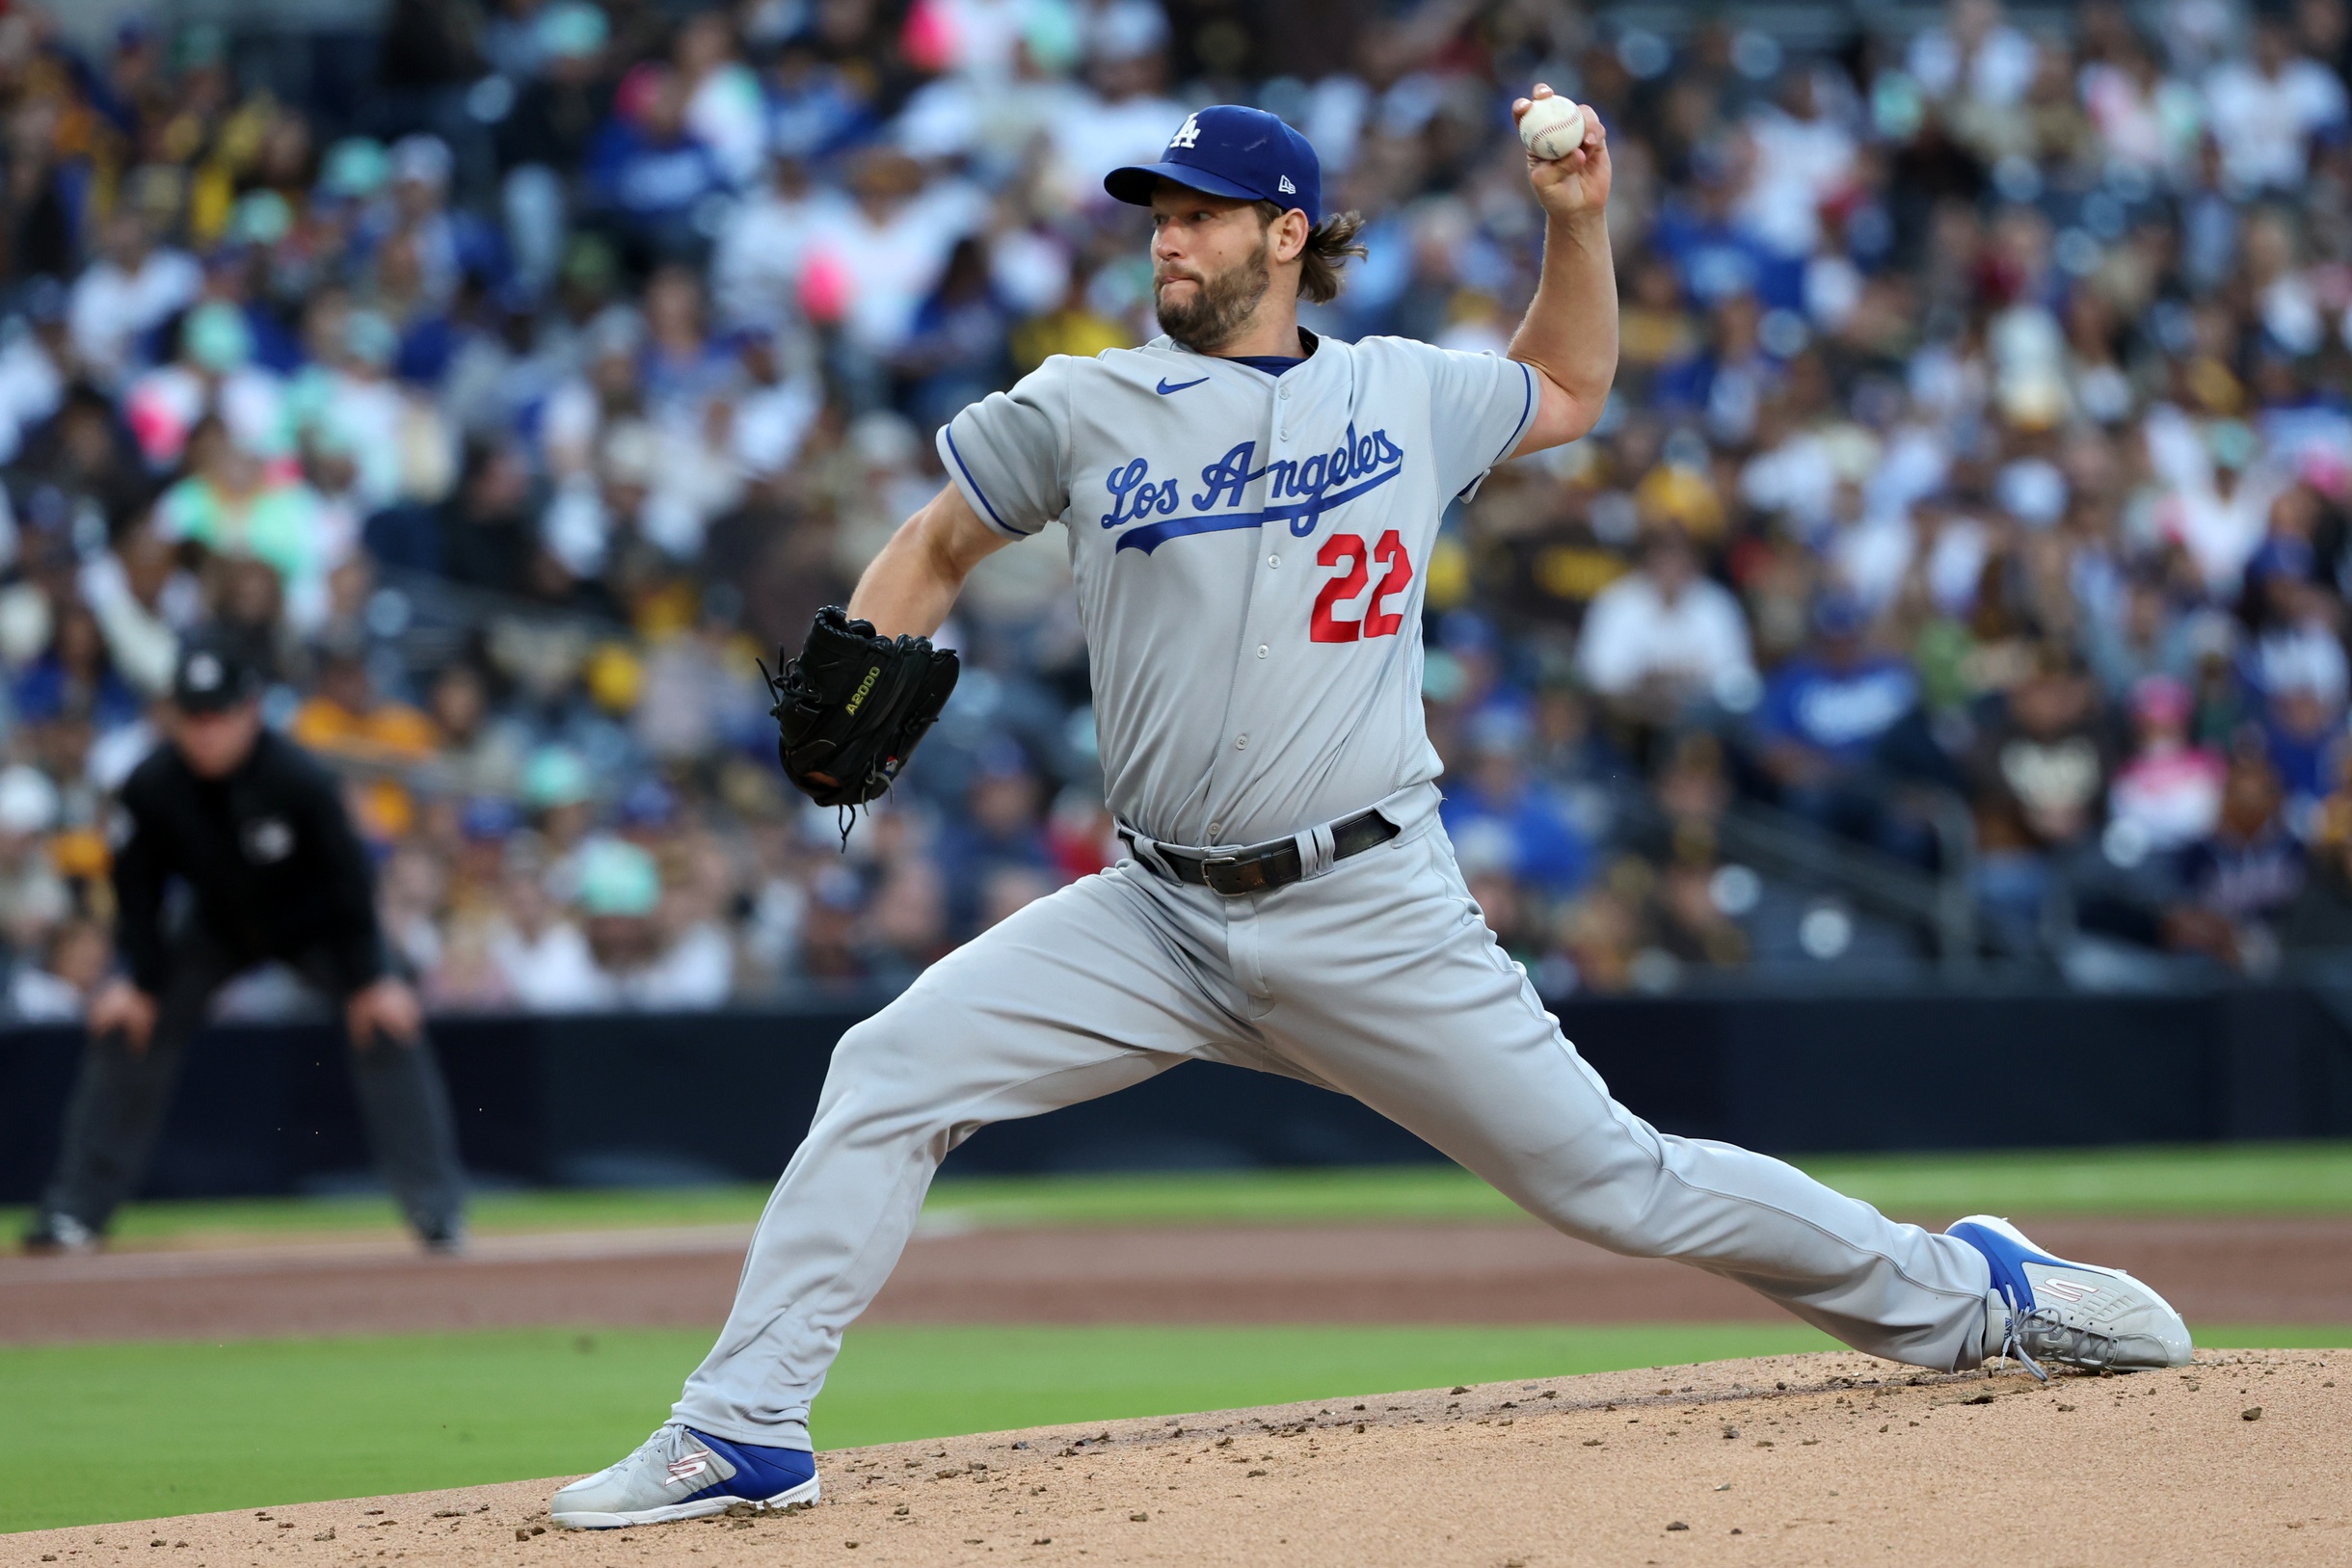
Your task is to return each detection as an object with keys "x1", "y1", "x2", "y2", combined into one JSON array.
[{"x1": 551, "y1": 92, "x2": 2191, "y2": 1528}]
